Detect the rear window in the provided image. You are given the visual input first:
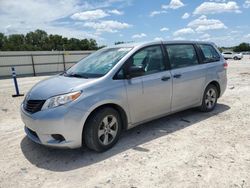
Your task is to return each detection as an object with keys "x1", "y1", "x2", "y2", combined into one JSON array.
[{"x1": 198, "y1": 44, "x2": 220, "y2": 63}]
